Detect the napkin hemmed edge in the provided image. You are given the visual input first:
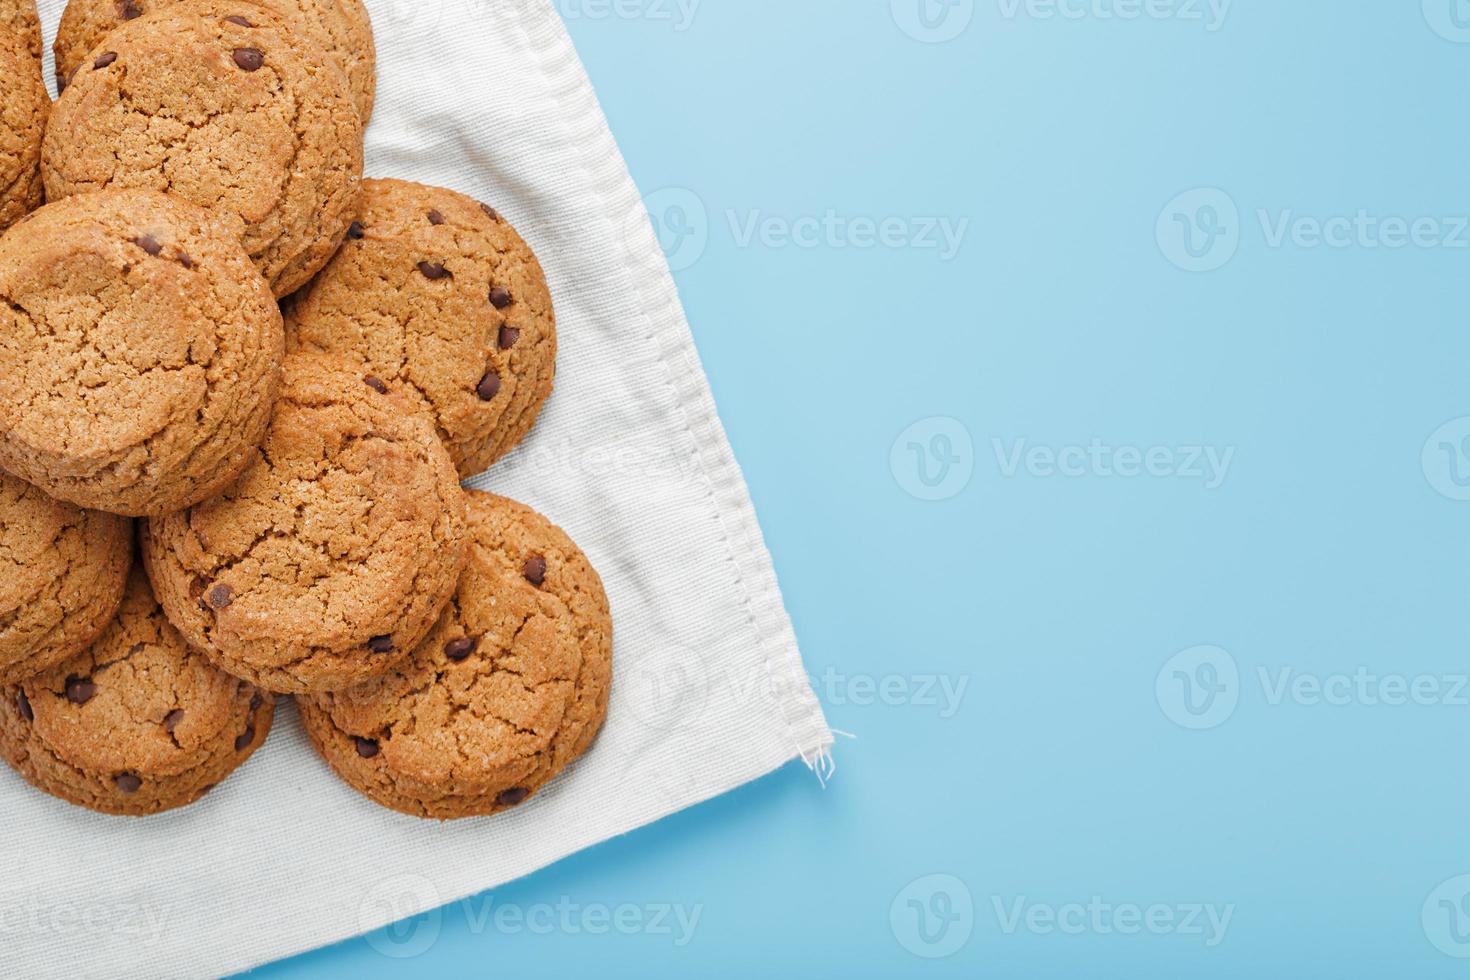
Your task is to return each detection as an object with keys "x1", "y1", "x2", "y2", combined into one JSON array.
[{"x1": 516, "y1": 14, "x2": 836, "y2": 775}]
